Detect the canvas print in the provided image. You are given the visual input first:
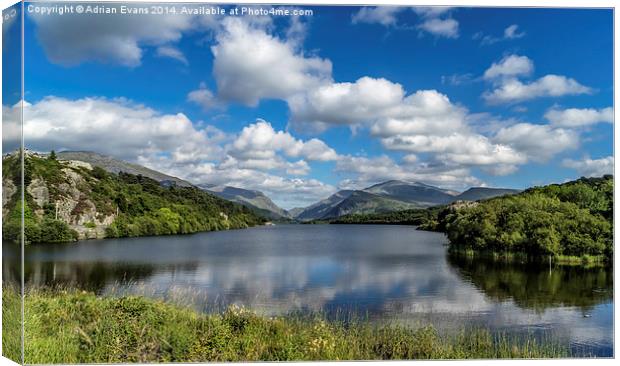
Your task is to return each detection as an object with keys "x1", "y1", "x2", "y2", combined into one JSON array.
[{"x1": 1, "y1": 1, "x2": 614, "y2": 363}]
